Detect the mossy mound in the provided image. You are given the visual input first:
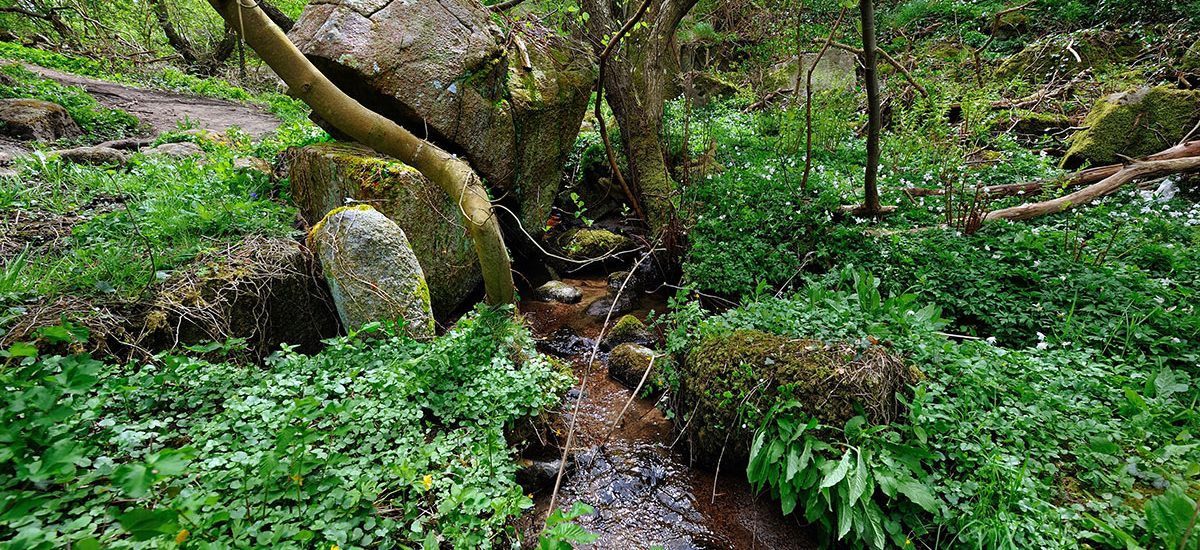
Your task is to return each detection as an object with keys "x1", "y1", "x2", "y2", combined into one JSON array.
[
  {"x1": 600, "y1": 314, "x2": 653, "y2": 350},
  {"x1": 995, "y1": 30, "x2": 1140, "y2": 81},
  {"x1": 1063, "y1": 85, "x2": 1200, "y2": 167},
  {"x1": 608, "y1": 343, "x2": 663, "y2": 390},
  {"x1": 676, "y1": 330, "x2": 916, "y2": 467},
  {"x1": 559, "y1": 228, "x2": 633, "y2": 259},
  {"x1": 1183, "y1": 39, "x2": 1200, "y2": 72}
]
